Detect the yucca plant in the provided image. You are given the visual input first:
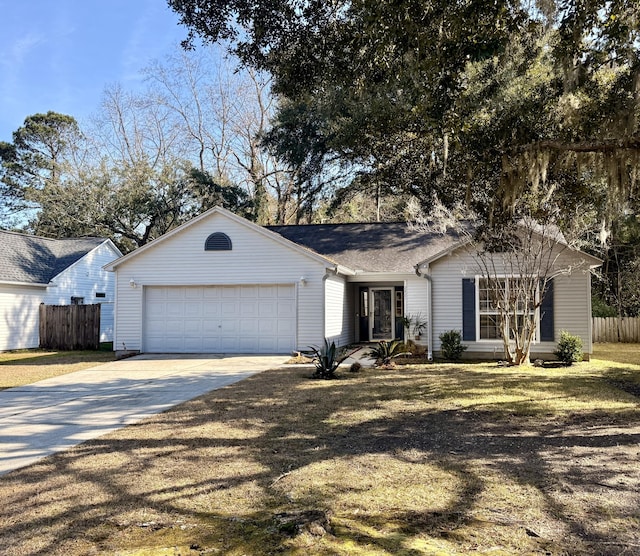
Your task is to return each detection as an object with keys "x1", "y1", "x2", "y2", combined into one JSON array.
[
  {"x1": 302, "y1": 339, "x2": 344, "y2": 379},
  {"x1": 367, "y1": 340, "x2": 412, "y2": 366}
]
